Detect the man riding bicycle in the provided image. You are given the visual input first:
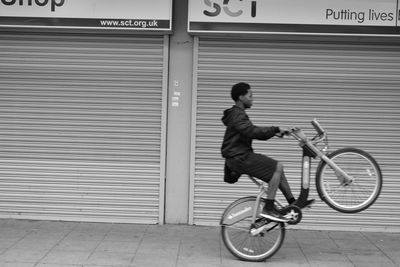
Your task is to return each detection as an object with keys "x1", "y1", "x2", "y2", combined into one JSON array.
[{"x1": 221, "y1": 82, "x2": 313, "y2": 222}]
